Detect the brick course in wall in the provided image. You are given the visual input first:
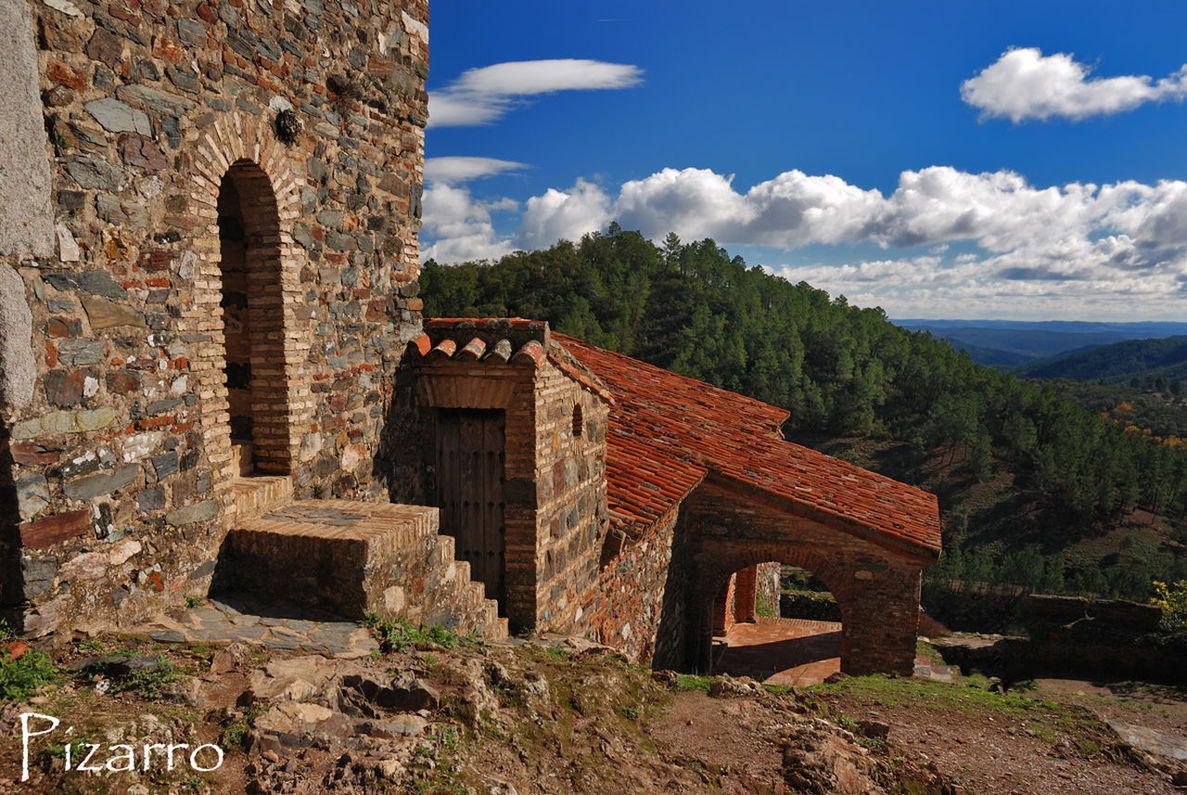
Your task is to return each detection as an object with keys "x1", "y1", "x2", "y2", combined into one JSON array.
[{"x1": 1, "y1": 0, "x2": 428, "y2": 635}]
